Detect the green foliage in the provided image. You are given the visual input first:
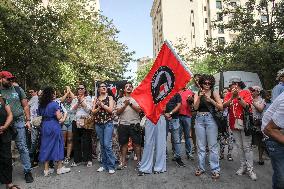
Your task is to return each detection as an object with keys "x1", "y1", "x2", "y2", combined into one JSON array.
[
  {"x1": 135, "y1": 60, "x2": 153, "y2": 84},
  {"x1": 176, "y1": 0, "x2": 284, "y2": 89},
  {"x1": 0, "y1": 0, "x2": 133, "y2": 90}
]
